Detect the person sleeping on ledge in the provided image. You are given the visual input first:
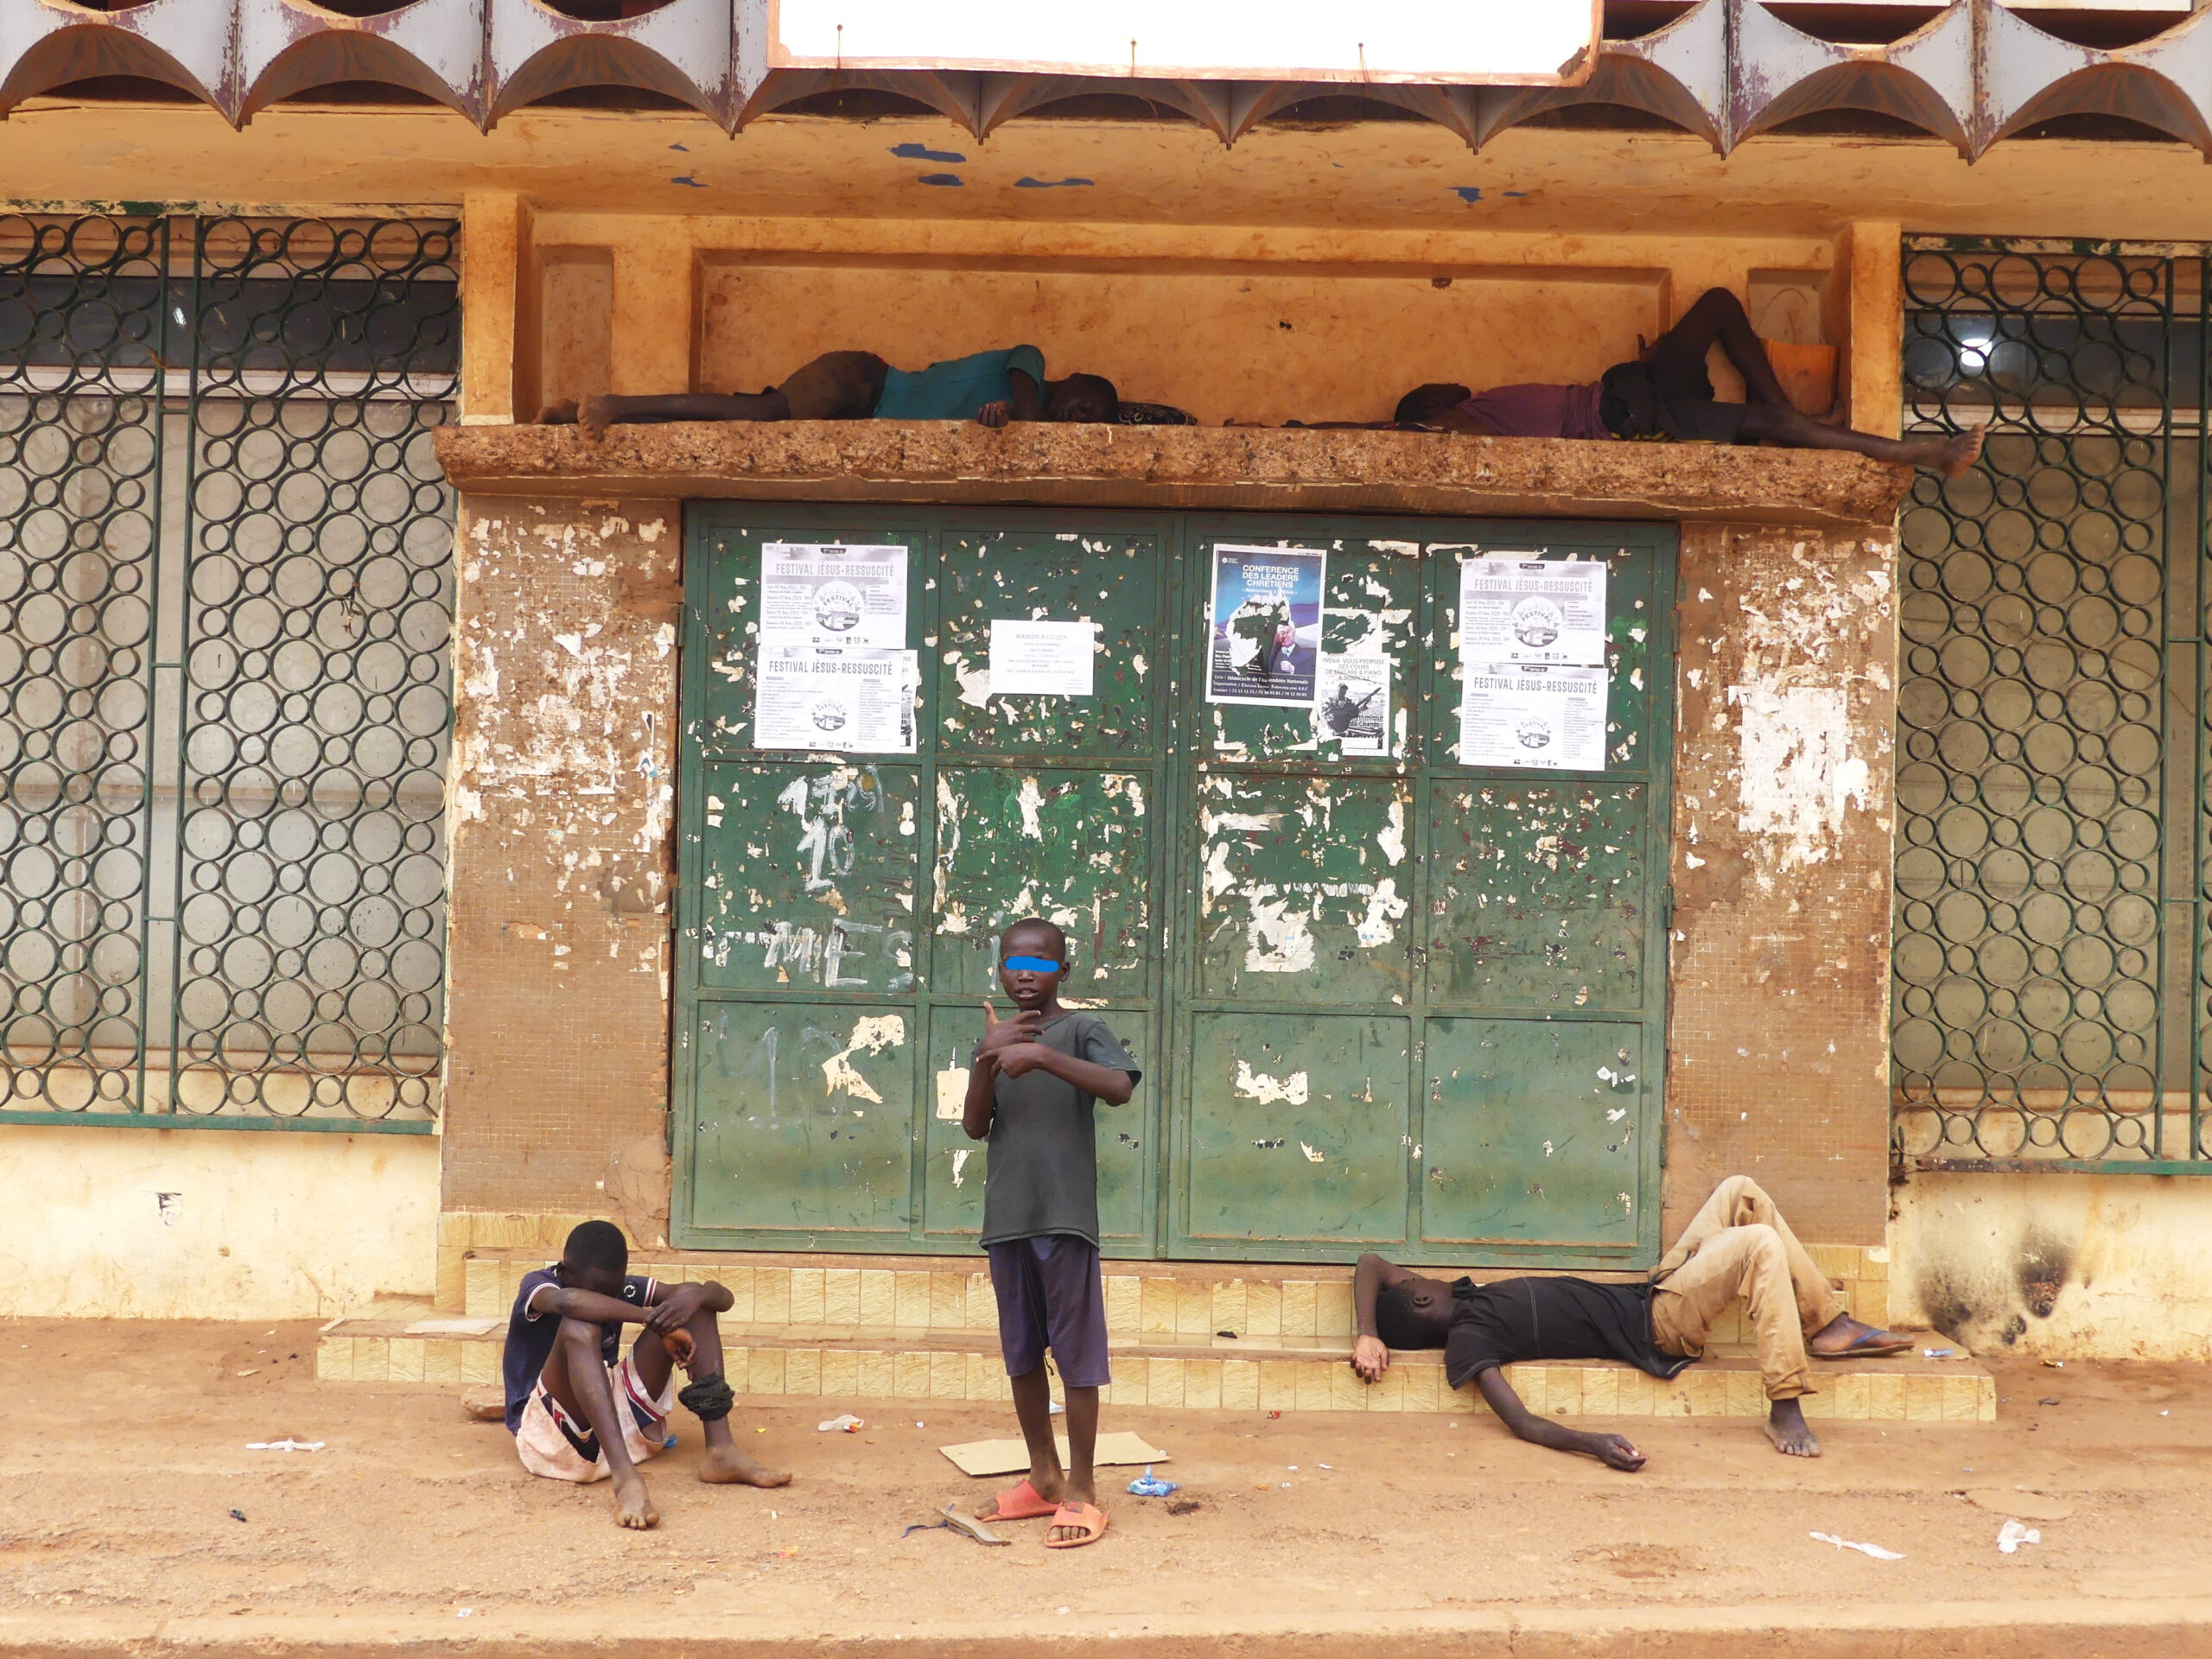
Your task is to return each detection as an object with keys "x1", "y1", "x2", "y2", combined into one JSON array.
[
  {"x1": 1353, "y1": 1176, "x2": 1914, "y2": 1467},
  {"x1": 540, "y1": 346, "x2": 1118, "y2": 438},
  {"x1": 1314, "y1": 288, "x2": 1983, "y2": 476}
]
